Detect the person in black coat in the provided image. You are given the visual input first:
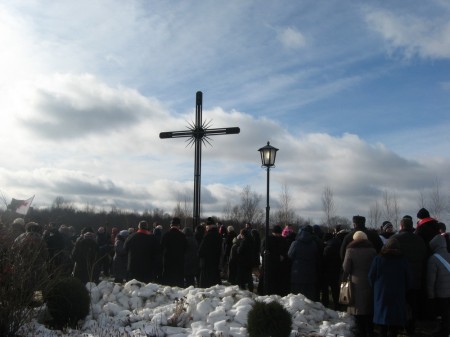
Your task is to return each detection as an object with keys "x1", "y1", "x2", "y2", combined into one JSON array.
[
  {"x1": 259, "y1": 224, "x2": 290, "y2": 296},
  {"x1": 182, "y1": 227, "x2": 199, "y2": 287},
  {"x1": 124, "y1": 220, "x2": 160, "y2": 284},
  {"x1": 340, "y1": 215, "x2": 383, "y2": 260},
  {"x1": 198, "y1": 217, "x2": 222, "y2": 288},
  {"x1": 113, "y1": 230, "x2": 129, "y2": 283},
  {"x1": 71, "y1": 227, "x2": 100, "y2": 284},
  {"x1": 321, "y1": 228, "x2": 348, "y2": 310},
  {"x1": 392, "y1": 216, "x2": 427, "y2": 333},
  {"x1": 288, "y1": 225, "x2": 321, "y2": 301},
  {"x1": 415, "y1": 208, "x2": 441, "y2": 255},
  {"x1": 160, "y1": 217, "x2": 187, "y2": 287},
  {"x1": 236, "y1": 229, "x2": 255, "y2": 292}
]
